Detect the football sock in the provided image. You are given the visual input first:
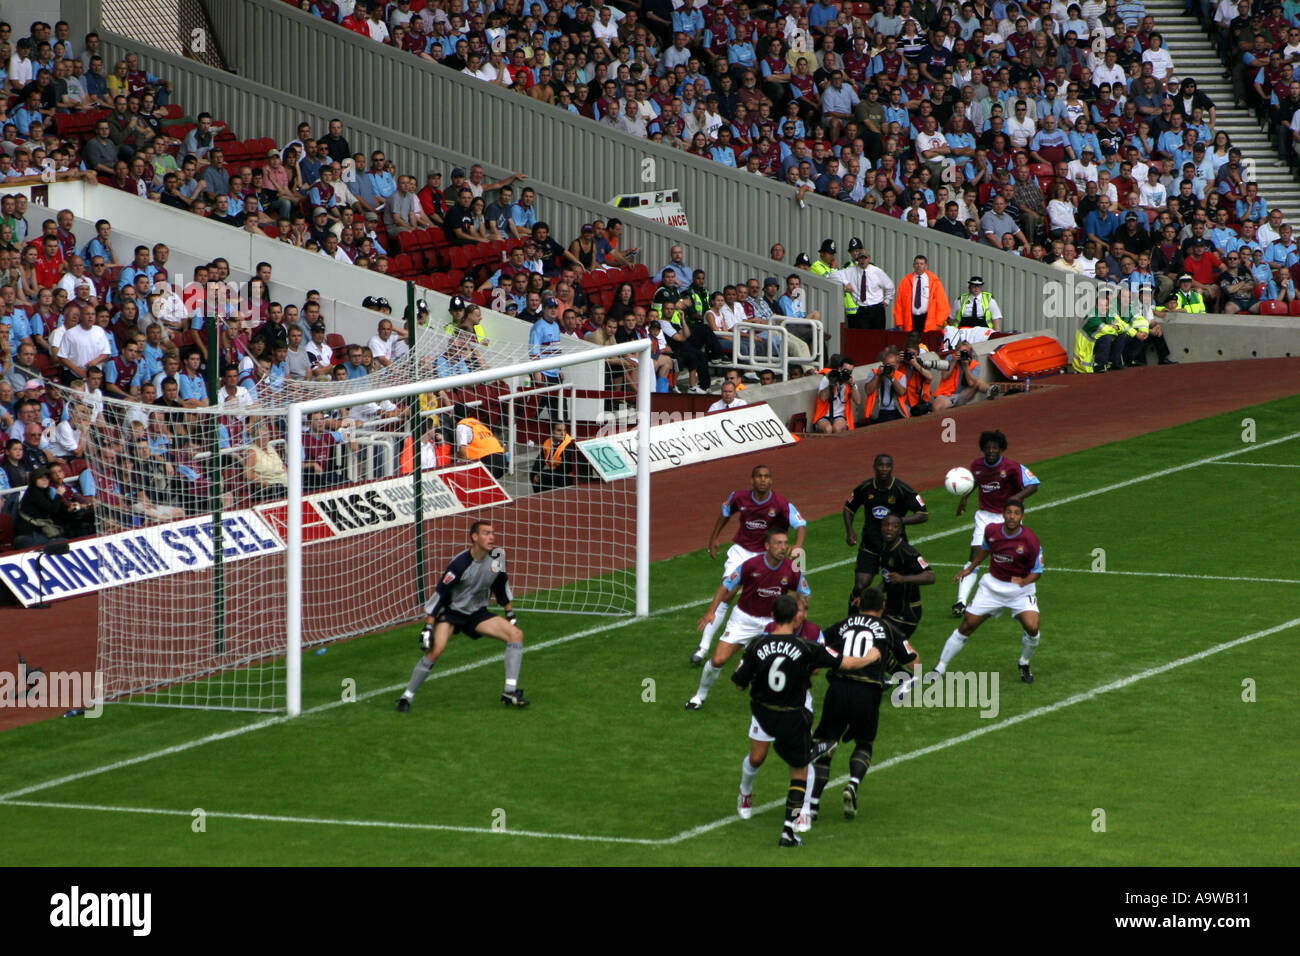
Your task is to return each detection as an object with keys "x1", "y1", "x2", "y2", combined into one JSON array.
[
  {"x1": 697, "y1": 662, "x2": 721, "y2": 700},
  {"x1": 739, "y1": 755, "x2": 760, "y2": 796},
  {"x1": 935, "y1": 629, "x2": 968, "y2": 674},
  {"x1": 802, "y1": 763, "x2": 815, "y2": 818},
  {"x1": 503, "y1": 641, "x2": 522, "y2": 691},
  {"x1": 957, "y1": 570, "x2": 979, "y2": 606},
  {"x1": 1019, "y1": 631, "x2": 1040, "y2": 666},
  {"x1": 402, "y1": 658, "x2": 434, "y2": 699},
  {"x1": 698, "y1": 605, "x2": 728, "y2": 654},
  {"x1": 785, "y1": 778, "x2": 806, "y2": 827},
  {"x1": 811, "y1": 750, "x2": 834, "y2": 806},
  {"x1": 849, "y1": 745, "x2": 873, "y2": 785}
]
